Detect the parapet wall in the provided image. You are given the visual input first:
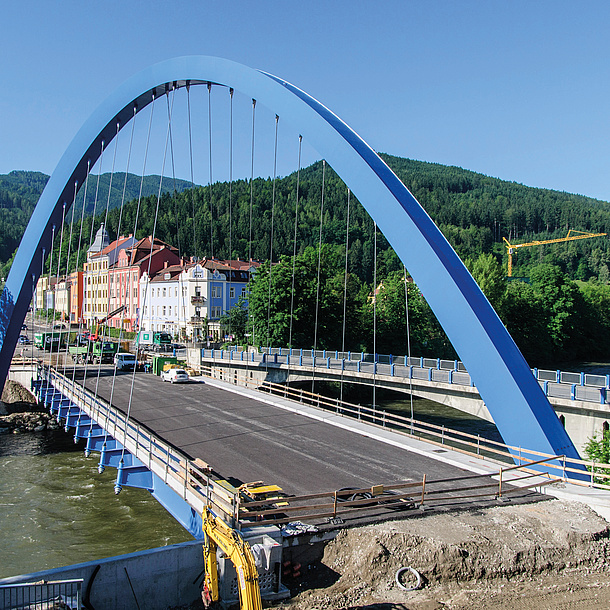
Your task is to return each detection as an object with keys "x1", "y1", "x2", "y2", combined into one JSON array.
[{"x1": 0, "y1": 540, "x2": 204, "y2": 610}]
